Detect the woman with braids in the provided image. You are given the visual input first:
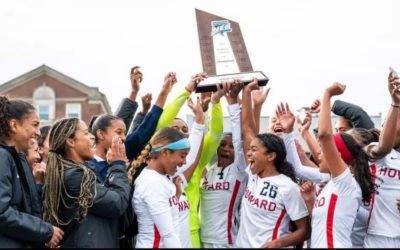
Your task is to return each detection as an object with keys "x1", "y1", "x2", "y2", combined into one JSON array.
[
  {"x1": 304, "y1": 82, "x2": 373, "y2": 248},
  {"x1": 131, "y1": 127, "x2": 191, "y2": 248},
  {"x1": 0, "y1": 96, "x2": 63, "y2": 248},
  {"x1": 236, "y1": 79, "x2": 310, "y2": 248},
  {"x1": 43, "y1": 118, "x2": 130, "y2": 248}
]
